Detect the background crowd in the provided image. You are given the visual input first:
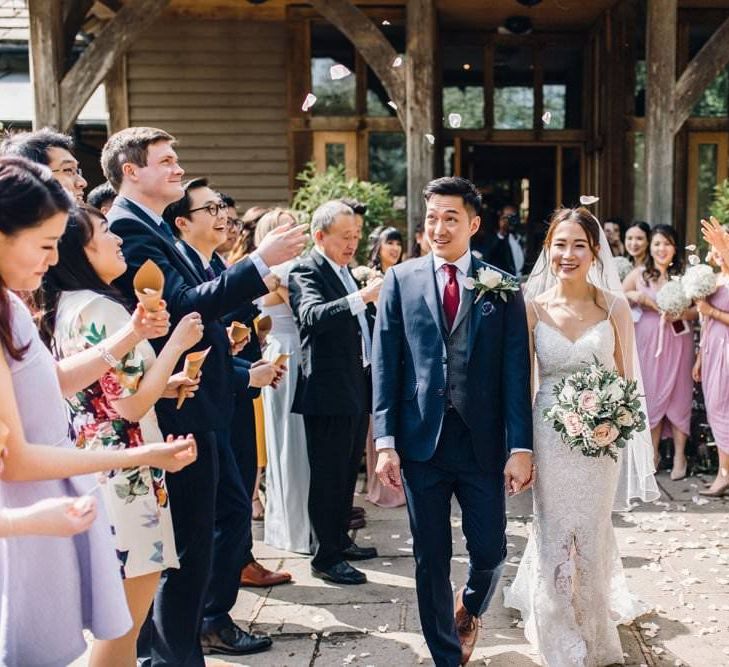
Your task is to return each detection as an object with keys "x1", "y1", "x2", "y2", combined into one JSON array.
[{"x1": 0, "y1": 125, "x2": 727, "y2": 667}]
